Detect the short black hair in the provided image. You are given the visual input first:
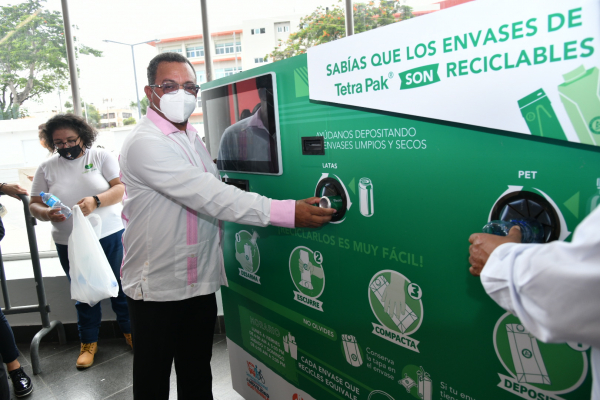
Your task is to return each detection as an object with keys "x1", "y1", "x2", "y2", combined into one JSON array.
[
  {"x1": 44, "y1": 114, "x2": 97, "y2": 151},
  {"x1": 147, "y1": 52, "x2": 197, "y2": 85}
]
